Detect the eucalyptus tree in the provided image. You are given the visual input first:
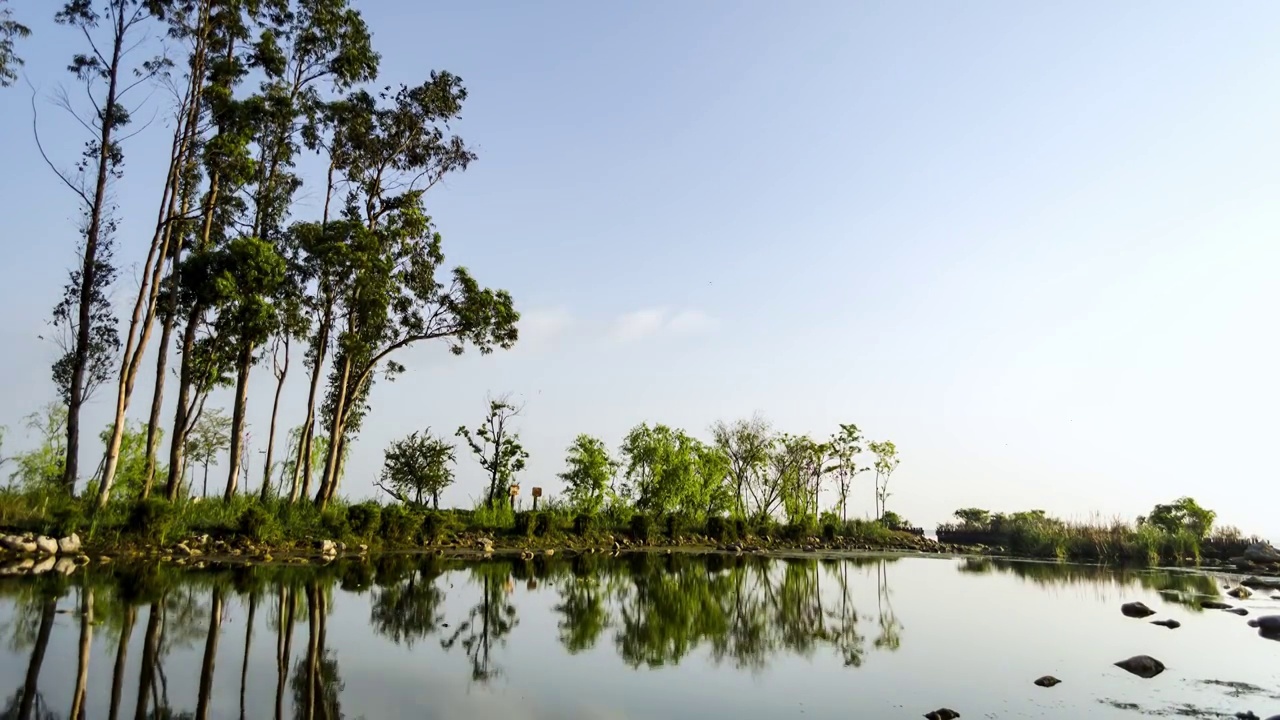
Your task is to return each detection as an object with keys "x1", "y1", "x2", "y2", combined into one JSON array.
[
  {"x1": 557, "y1": 434, "x2": 617, "y2": 514},
  {"x1": 38, "y1": 0, "x2": 168, "y2": 494},
  {"x1": 710, "y1": 415, "x2": 774, "y2": 518},
  {"x1": 310, "y1": 76, "x2": 520, "y2": 507},
  {"x1": 456, "y1": 397, "x2": 528, "y2": 508},
  {"x1": 868, "y1": 440, "x2": 899, "y2": 520},
  {"x1": 0, "y1": 0, "x2": 29, "y2": 87},
  {"x1": 828, "y1": 423, "x2": 867, "y2": 521}
]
